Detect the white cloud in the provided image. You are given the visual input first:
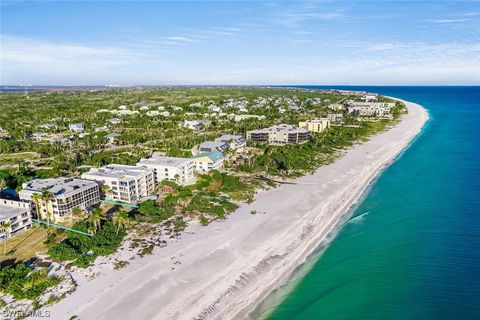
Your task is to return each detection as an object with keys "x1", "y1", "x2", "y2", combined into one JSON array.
[
  {"x1": 1, "y1": 35, "x2": 139, "y2": 67},
  {"x1": 1, "y1": 34, "x2": 479, "y2": 85},
  {"x1": 0, "y1": 35, "x2": 157, "y2": 85},
  {"x1": 165, "y1": 36, "x2": 200, "y2": 44},
  {"x1": 426, "y1": 18, "x2": 470, "y2": 24},
  {"x1": 267, "y1": 1, "x2": 347, "y2": 27}
]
